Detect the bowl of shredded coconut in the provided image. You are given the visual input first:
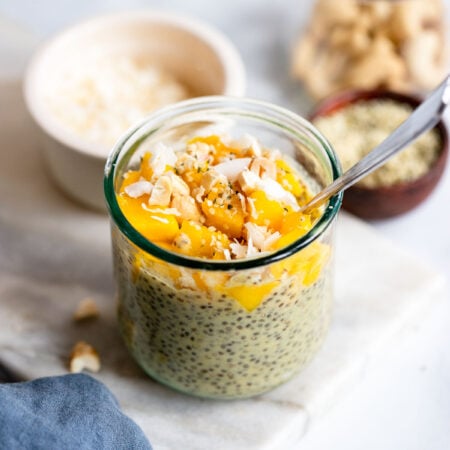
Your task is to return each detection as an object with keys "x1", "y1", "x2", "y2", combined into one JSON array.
[
  {"x1": 310, "y1": 89, "x2": 448, "y2": 219},
  {"x1": 23, "y1": 11, "x2": 246, "y2": 210}
]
